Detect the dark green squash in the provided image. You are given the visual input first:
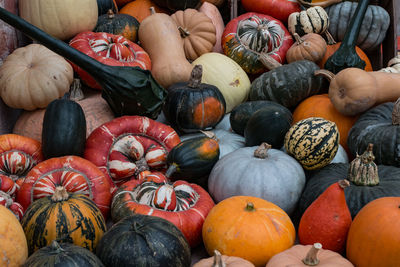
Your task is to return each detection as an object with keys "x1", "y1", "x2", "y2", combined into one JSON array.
[
  {"x1": 249, "y1": 60, "x2": 325, "y2": 110},
  {"x1": 324, "y1": 0, "x2": 369, "y2": 74},
  {"x1": 42, "y1": 95, "x2": 86, "y2": 159},
  {"x1": 23, "y1": 241, "x2": 105, "y2": 267},
  {"x1": 153, "y1": 0, "x2": 201, "y2": 12},
  {"x1": 94, "y1": 9, "x2": 140, "y2": 43},
  {"x1": 96, "y1": 214, "x2": 191, "y2": 267},
  {"x1": 166, "y1": 136, "x2": 219, "y2": 181},
  {"x1": 0, "y1": 6, "x2": 166, "y2": 119},
  {"x1": 163, "y1": 65, "x2": 226, "y2": 133},
  {"x1": 244, "y1": 105, "x2": 292, "y2": 148},
  {"x1": 97, "y1": 0, "x2": 118, "y2": 16}
]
